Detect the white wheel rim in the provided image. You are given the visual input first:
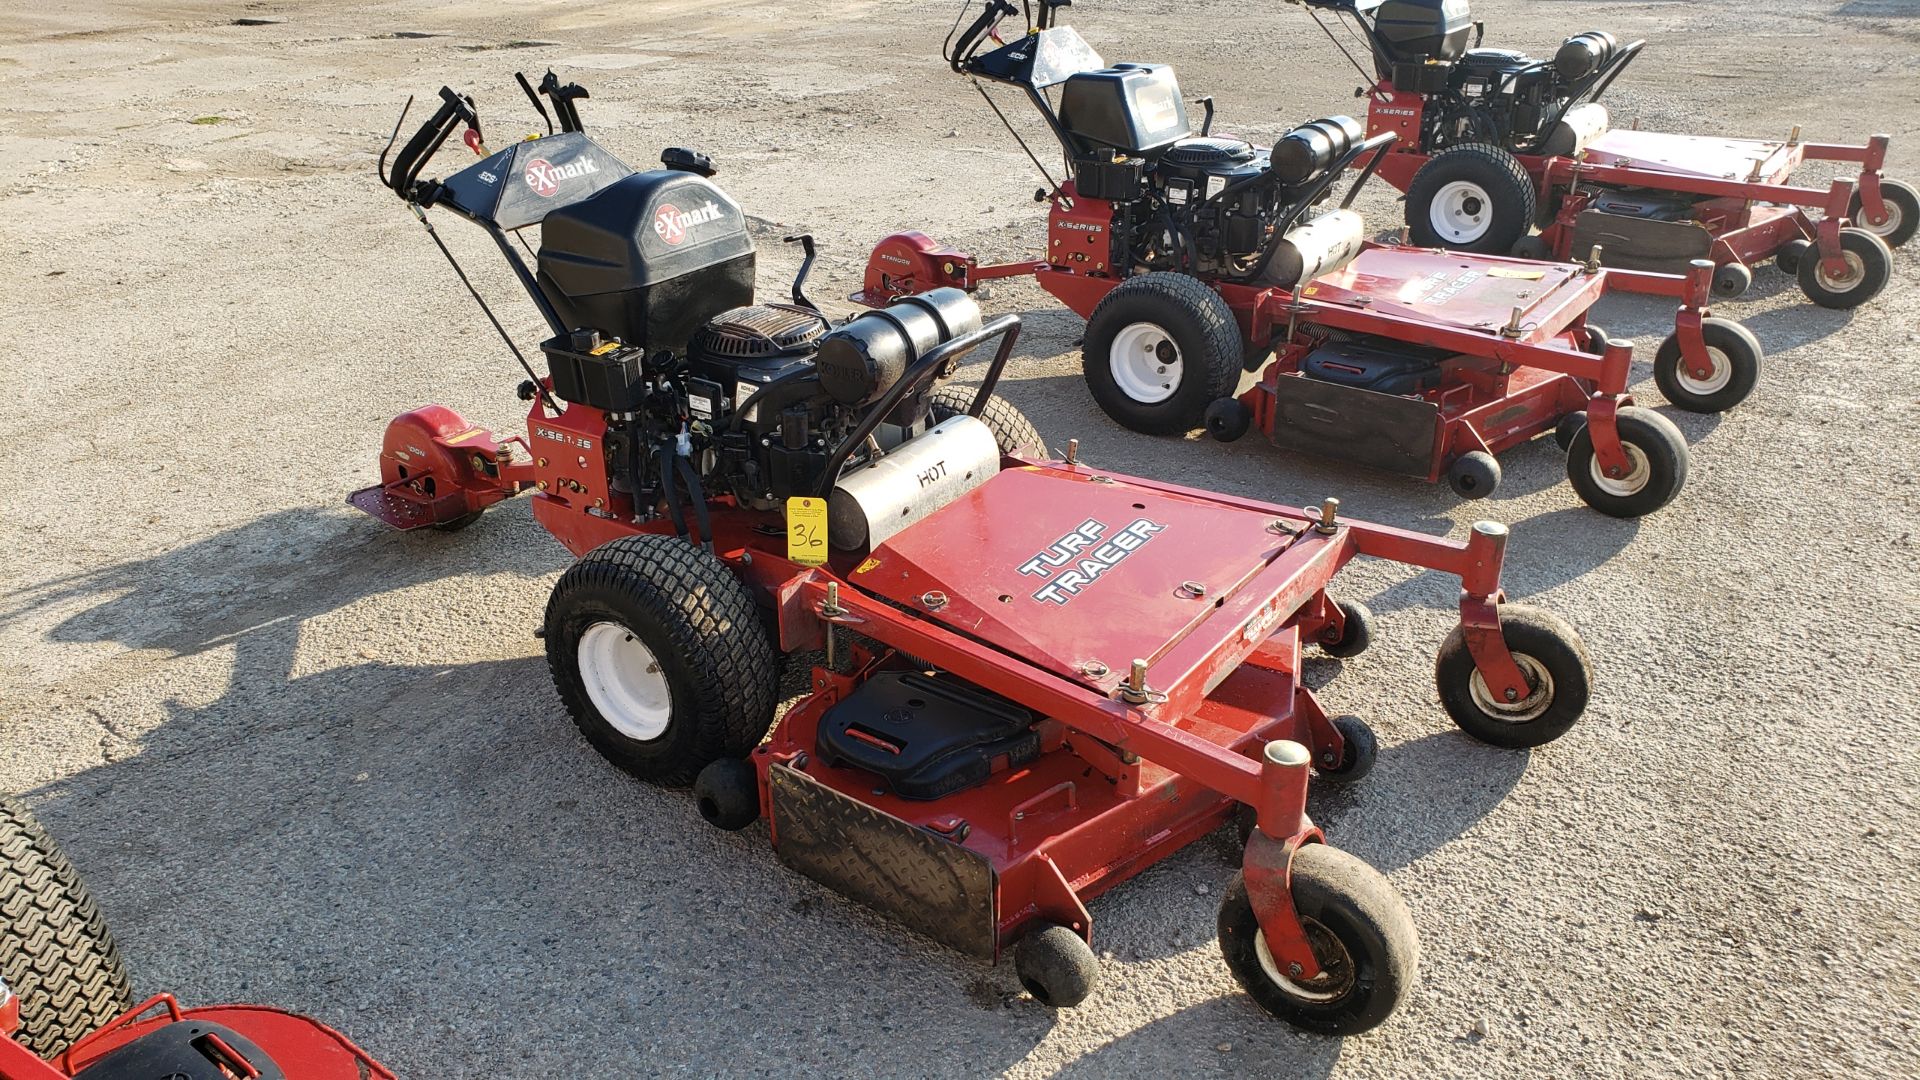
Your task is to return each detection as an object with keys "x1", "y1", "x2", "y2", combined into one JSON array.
[
  {"x1": 1253, "y1": 922, "x2": 1352, "y2": 1003},
  {"x1": 1110, "y1": 321, "x2": 1183, "y2": 404},
  {"x1": 1815, "y1": 250, "x2": 1865, "y2": 291},
  {"x1": 1588, "y1": 442, "x2": 1652, "y2": 498},
  {"x1": 1861, "y1": 199, "x2": 1904, "y2": 238},
  {"x1": 1430, "y1": 180, "x2": 1495, "y2": 244},
  {"x1": 1467, "y1": 652, "x2": 1555, "y2": 724},
  {"x1": 578, "y1": 621, "x2": 673, "y2": 741},
  {"x1": 1676, "y1": 347, "x2": 1733, "y2": 395}
]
